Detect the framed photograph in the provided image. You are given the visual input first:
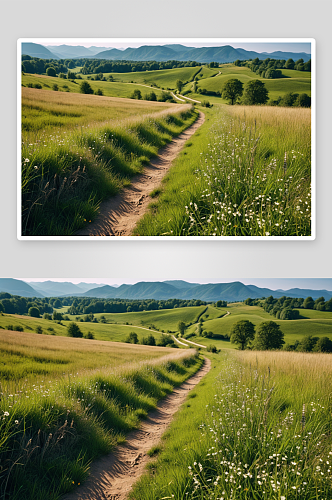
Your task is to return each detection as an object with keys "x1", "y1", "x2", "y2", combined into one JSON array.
[{"x1": 18, "y1": 38, "x2": 315, "y2": 239}]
